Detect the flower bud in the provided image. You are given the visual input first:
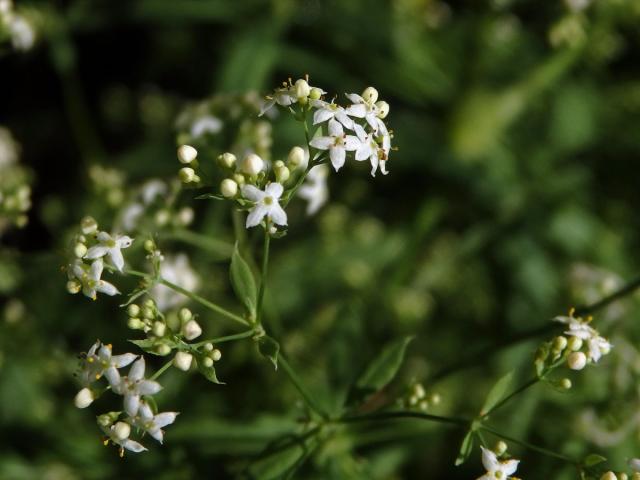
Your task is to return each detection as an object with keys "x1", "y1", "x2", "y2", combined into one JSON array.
[
  {"x1": 418, "y1": 400, "x2": 429, "y2": 411},
  {"x1": 66, "y1": 280, "x2": 81, "y2": 294},
  {"x1": 174, "y1": 351, "x2": 193, "y2": 371},
  {"x1": 375, "y1": 100, "x2": 390, "y2": 119},
  {"x1": 179, "y1": 307, "x2": 192, "y2": 323},
  {"x1": 287, "y1": 146, "x2": 305, "y2": 169},
  {"x1": 309, "y1": 87, "x2": 323, "y2": 101},
  {"x1": 177, "y1": 144, "x2": 198, "y2": 164},
  {"x1": 362, "y1": 86, "x2": 379, "y2": 104},
  {"x1": 295, "y1": 78, "x2": 310, "y2": 101},
  {"x1": 218, "y1": 152, "x2": 237, "y2": 169},
  {"x1": 142, "y1": 306, "x2": 155, "y2": 320},
  {"x1": 429, "y1": 392, "x2": 441, "y2": 405},
  {"x1": 411, "y1": 383, "x2": 425, "y2": 399},
  {"x1": 567, "y1": 336, "x2": 583, "y2": 351},
  {"x1": 552, "y1": 336, "x2": 567, "y2": 352},
  {"x1": 156, "y1": 344, "x2": 172, "y2": 356},
  {"x1": 152, "y1": 321, "x2": 166, "y2": 337},
  {"x1": 202, "y1": 356, "x2": 214, "y2": 368},
  {"x1": 144, "y1": 239, "x2": 155, "y2": 252},
  {"x1": 628, "y1": 458, "x2": 640, "y2": 472},
  {"x1": 127, "y1": 304, "x2": 140, "y2": 317},
  {"x1": 620, "y1": 473, "x2": 629, "y2": 480},
  {"x1": 127, "y1": 317, "x2": 145, "y2": 330},
  {"x1": 74, "y1": 243, "x2": 87, "y2": 258},
  {"x1": 240, "y1": 153, "x2": 264, "y2": 176},
  {"x1": 274, "y1": 161, "x2": 290, "y2": 183},
  {"x1": 559, "y1": 378, "x2": 572, "y2": 390},
  {"x1": 568, "y1": 351, "x2": 587, "y2": 370},
  {"x1": 178, "y1": 207, "x2": 194, "y2": 226},
  {"x1": 182, "y1": 319, "x2": 202, "y2": 340},
  {"x1": 233, "y1": 173, "x2": 246, "y2": 185},
  {"x1": 220, "y1": 178, "x2": 238, "y2": 198},
  {"x1": 74, "y1": 388, "x2": 94, "y2": 408},
  {"x1": 113, "y1": 421, "x2": 131, "y2": 441},
  {"x1": 211, "y1": 349, "x2": 222, "y2": 362},
  {"x1": 179, "y1": 167, "x2": 196, "y2": 183},
  {"x1": 203, "y1": 342, "x2": 214, "y2": 352},
  {"x1": 80, "y1": 216, "x2": 98, "y2": 235},
  {"x1": 600, "y1": 472, "x2": 617, "y2": 480}
]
